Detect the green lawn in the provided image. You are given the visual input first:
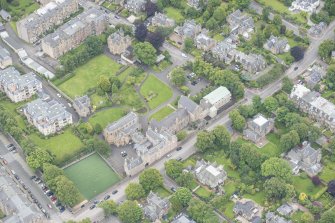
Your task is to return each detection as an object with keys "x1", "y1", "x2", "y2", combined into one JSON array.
[
  {"x1": 194, "y1": 186, "x2": 213, "y2": 200},
  {"x1": 118, "y1": 66, "x2": 136, "y2": 82},
  {"x1": 102, "y1": 1, "x2": 118, "y2": 11},
  {"x1": 150, "y1": 106, "x2": 175, "y2": 121},
  {"x1": 140, "y1": 75, "x2": 173, "y2": 110},
  {"x1": 0, "y1": 99, "x2": 28, "y2": 129},
  {"x1": 88, "y1": 107, "x2": 126, "y2": 129},
  {"x1": 64, "y1": 153, "x2": 120, "y2": 199},
  {"x1": 223, "y1": 201, "x2": 235, "y2": 219},
  {"x1": 29, "y1": 129, "x2": 84, "y2": 164},
  {"x1": 292, "y1": 173, "x2": 324, "y2": 197},
  {"x1": 10, "y1": 21, "x2": 17, "y2": 34},
  {"x1": 8, "y1": 0, "x2": 39, "y2": 19},
  {"x1": 59, "y1": 55, "x2": 122, "y2": 98},
  {"x1": 244, "y1": 191, "x2": 267, "y2": 205},
  {"x1": 90, "y1": 93, "x2": 109, "y2": 109},
  {"x1": 118, "y1": 84, "x2": 146, "y2": 112},
  {"x1": 154, "y1": 187, "x2": 172, "y2": 198},
  {"x1": 320, "y1": 159, "x2": 335, "y2": 182},
  {"x1": 165, "y1": 7, "x2": 184, "y2": 24},
  {"x1": 258, "y1": 133, "x2": 282, "y2": 157},
  {"x1": 223, "y1": 180, "x2": 238, "y2": 196}
]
